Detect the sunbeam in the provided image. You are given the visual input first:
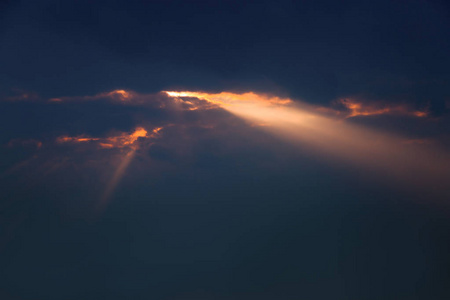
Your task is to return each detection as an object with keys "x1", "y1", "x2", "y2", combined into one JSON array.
[
  {"x1": 98, "y1": 148, "x2": 136, "y2": 210},
  {"x1": 95, "y1": 127, "x2": 151, "y2": 210},
  {"x1": 166, "y1": 91, "x2": 450, "y2": 197}
]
